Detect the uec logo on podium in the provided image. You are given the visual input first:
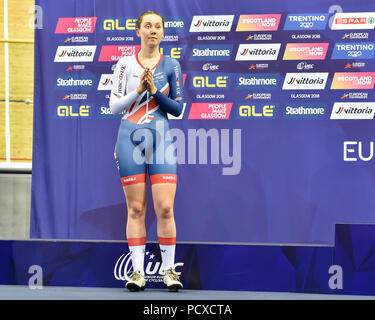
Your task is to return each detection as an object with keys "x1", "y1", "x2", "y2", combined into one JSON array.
[{"x1": 114, "y1": 251, "x2": 184, "y2": 282}]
